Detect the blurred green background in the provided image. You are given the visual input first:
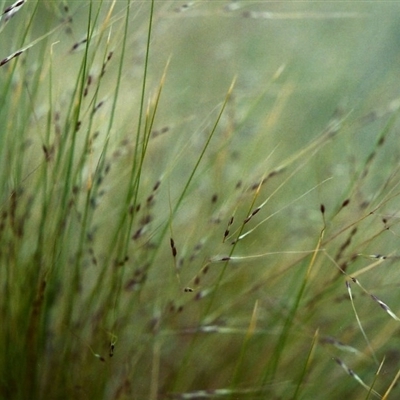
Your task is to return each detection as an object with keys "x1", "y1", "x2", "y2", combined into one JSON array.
[{"x1": 3, "y1": 1, "x2": 400, "y2": 399}]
